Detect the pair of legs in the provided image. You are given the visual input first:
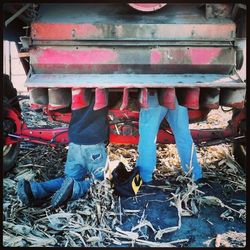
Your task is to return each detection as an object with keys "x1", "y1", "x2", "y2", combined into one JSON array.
[
  {"x1": 136, "y1": 92, "x2": 202, "y2": 182},
  {"x1": 18, "y1": 142, "x2": 107, "y2": 205}
]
